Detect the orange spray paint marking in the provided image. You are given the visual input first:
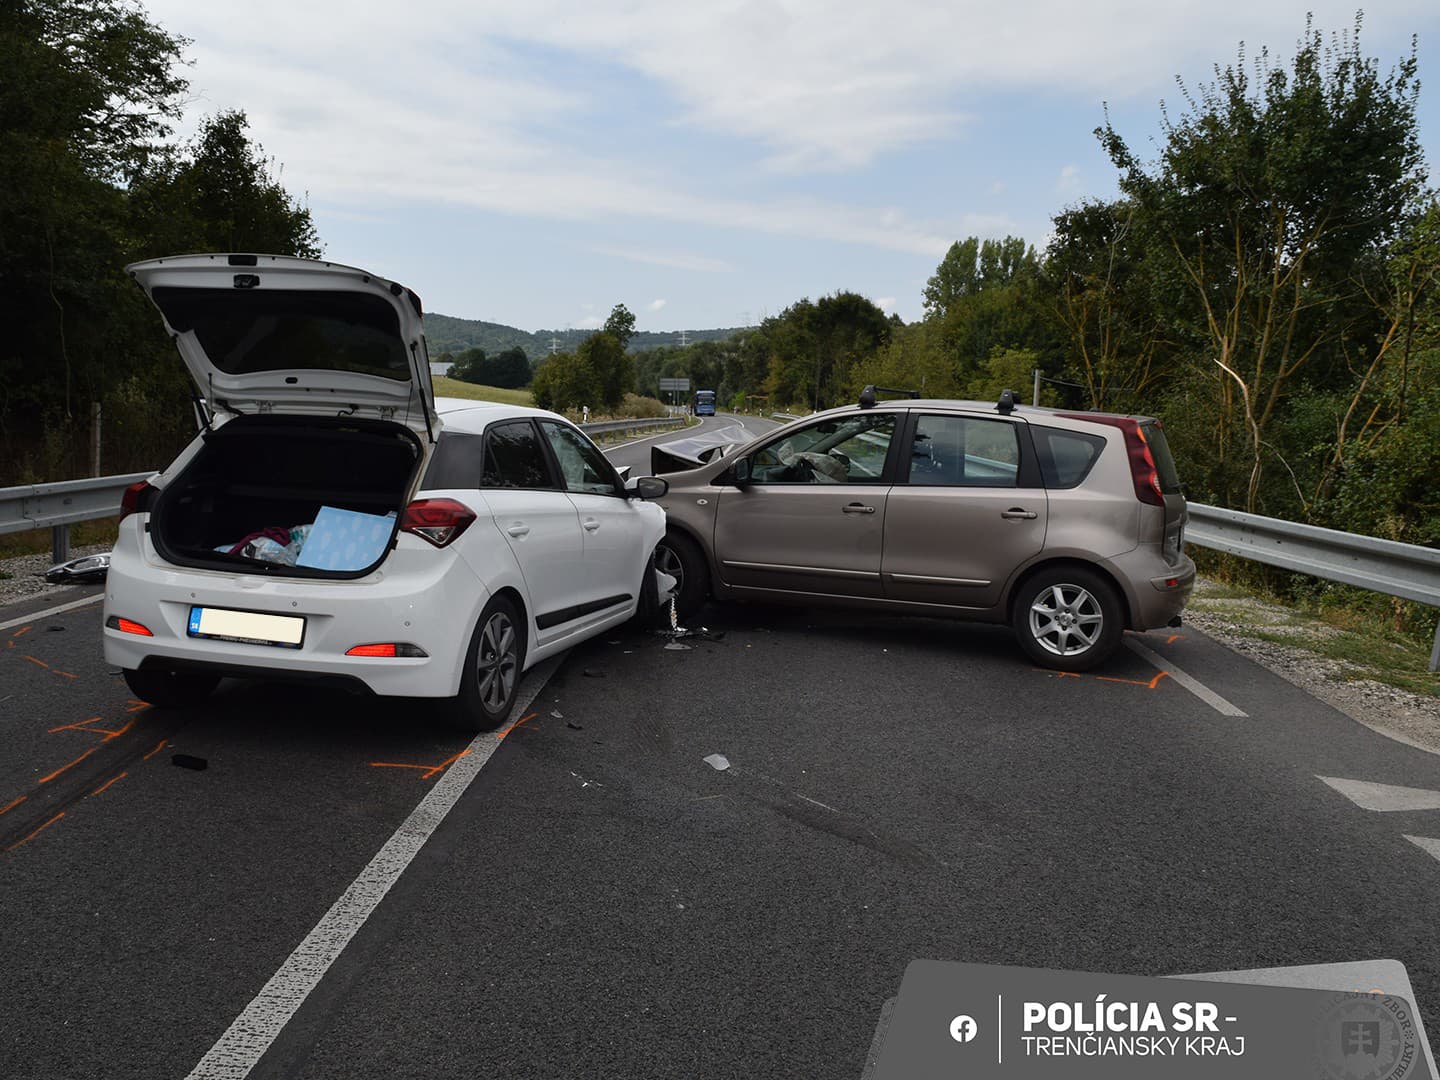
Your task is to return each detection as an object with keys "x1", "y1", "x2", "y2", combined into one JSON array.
[
  {"x1": 370, "y1": 746, "x2": 475, "y2": 779},
  {"x1": 22, "y1": 655, "x2": 49, "y2": 669},
  {"x1": 50, "y1": 669, "x2": 77, "y2": 680},
  {"x1": 422, "y1": 748, "x2": 471, "y2": 779},
  {"x1": 495, "y1": 712, "x2": 539, "y2": 740},
  {"x1": 1166, "y1": 634, "x2": 1185, "y2": 645},
  {"x1": 91, "y1": 772, "x2": 128, "y2": 796},
  {"x1": 0, "y1": 796, "x2": 26, "y2": 816},
  {"x1": 1094, "y1": 671, "x2": 1171, "y2": 689},
  {"x1": 39, "y1": 748, "x2": 98, "y2": 784},
  {"x1": 124, "y1": 701, "x2": 151, "y2": 713},
  {"x1": 11, "y1": 626, "x2": 32, "y2": 640},
  {"x1": 6, "y1": 811, "x2": 65, "y2": 852},
  {"x1": 50, "y1": 716, "x2": 136, "y2": 741},
  {"x1": 50, "y1": 716, "x2": 106, "y2": 734},
  {"x1": 142, "y1": 739, "x2": 168, "y2": 761}
]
